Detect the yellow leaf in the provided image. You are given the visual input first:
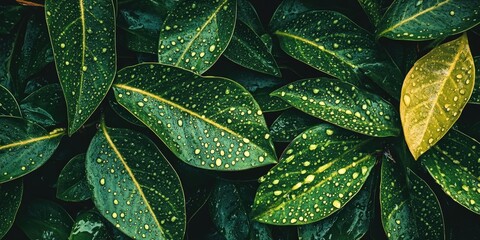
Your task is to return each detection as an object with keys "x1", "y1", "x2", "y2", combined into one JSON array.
[{"x1": 400, "y1": 34, "x2": 475, "y2": 160}]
